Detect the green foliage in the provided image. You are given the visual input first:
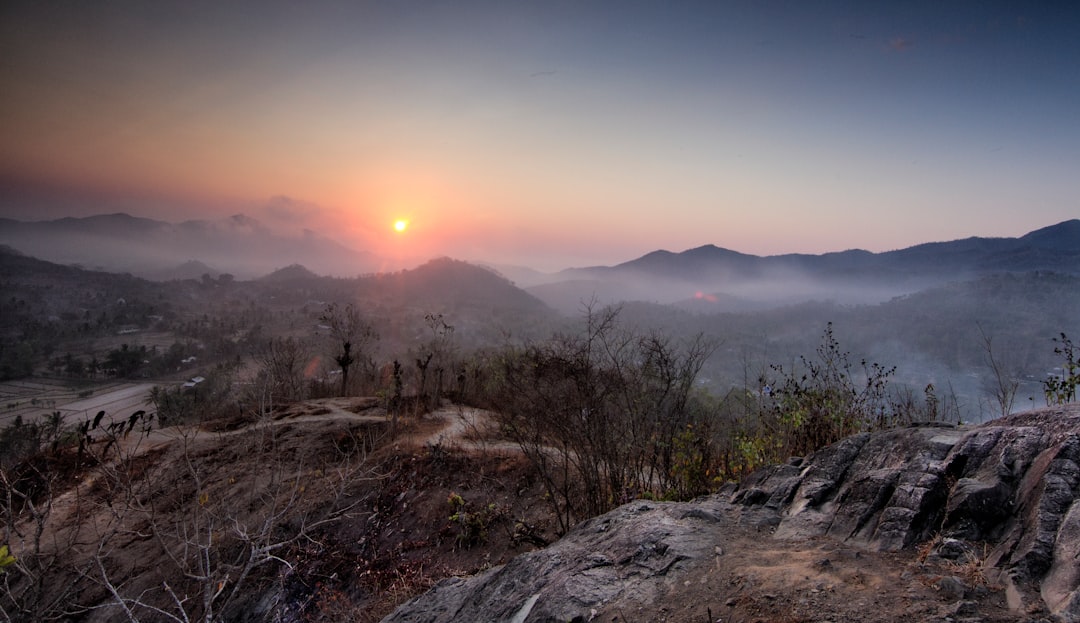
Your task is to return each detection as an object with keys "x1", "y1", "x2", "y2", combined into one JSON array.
[
  {"x1": 0, "y1": 544, "x2": 15, "y2": 571},
  {"x1": 447, "y1": 492, "x2": 506, "y2": 548},
  {"x1": 149, "y1": 361, "x2": 240, "y2": 426},
  {"x1": 734, "y1": 432, "x2": 781, "y2": 476},
  {"x1": 1043, "y1": 333, "x2": 1079, "y2": 405},
  {"x1": 666, "y1": 423, "x2": 718, "y2": 501},
  {"x1": 761, "y1": 322, "x2": 896, "y2": 458}
]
